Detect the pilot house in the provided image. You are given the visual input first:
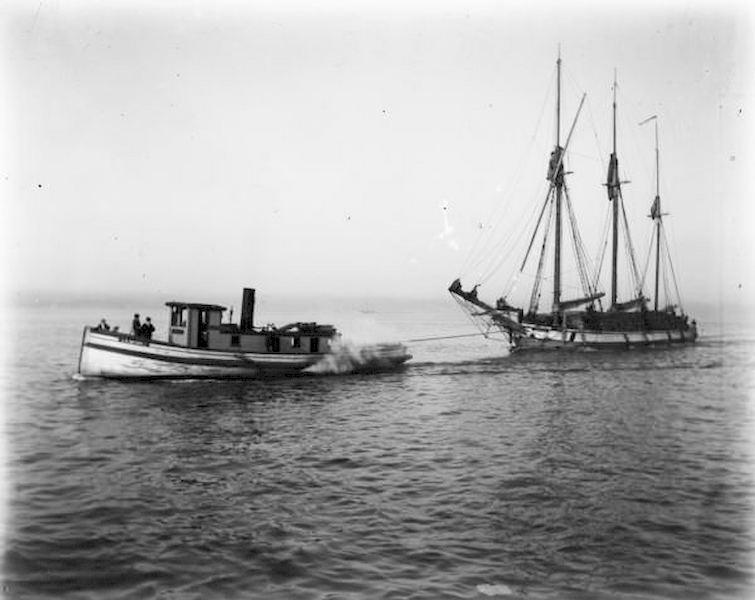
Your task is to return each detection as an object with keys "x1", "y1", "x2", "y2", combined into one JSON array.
[{"x1": 165, "y1": 288, "x2": 337, "y2": 354}]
